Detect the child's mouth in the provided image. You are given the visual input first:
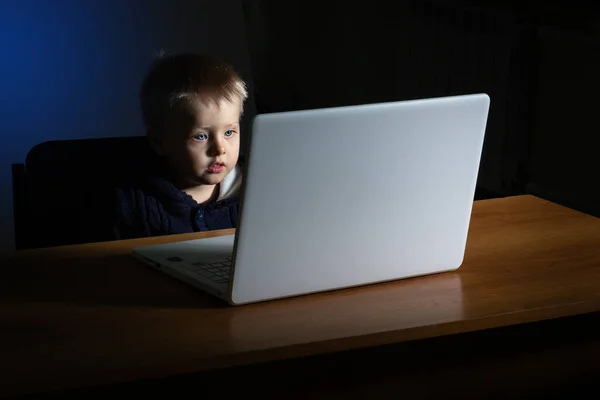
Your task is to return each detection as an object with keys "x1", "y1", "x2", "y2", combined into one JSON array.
[{"x1": 207, "y1": 163, "x2": 225, "y2": 173}]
